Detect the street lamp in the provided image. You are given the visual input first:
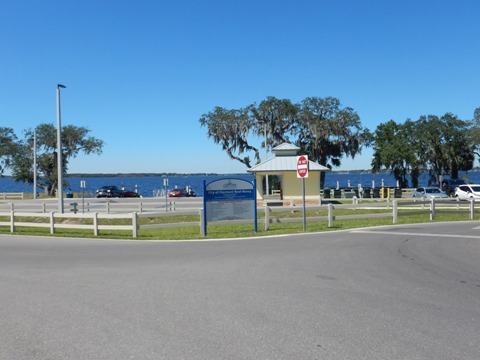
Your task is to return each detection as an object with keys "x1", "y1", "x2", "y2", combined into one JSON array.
[
  {"x1": 56, "y1": 84, "x2": 66, "y2": 213},
  {"x1": 263, "y1": 121, "x2": 269, "y2": 196},
  {"x1": 33, "y1": 129, "x2": 37, "y2": 200}
]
